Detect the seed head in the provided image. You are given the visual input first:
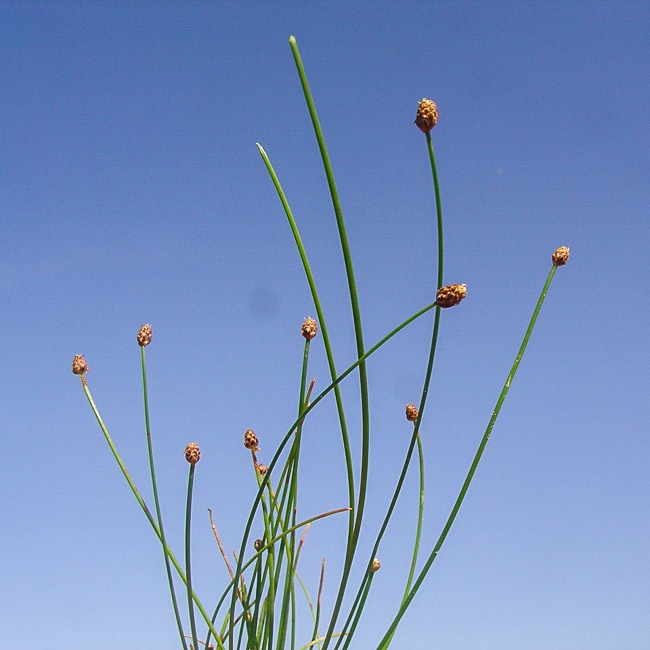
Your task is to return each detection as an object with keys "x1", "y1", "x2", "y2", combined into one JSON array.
[
  {"x1": 137, "y1": 323, "x2": 152, "y2": 347},
  {"x1": 370, "y1": 558, "x2": 381, "y2": 573},
  {"x1": 257, "y1": 464, "x2": 268, "y2": 476},
  {"x1": 72, "y1": 355, "x2": 89, "y2": 375},
  {"x1": 244, "y1": 429, "x2": 259, "y2": 451},
  {"x1": 415, "y1": 98, "x2": 438, "y2": 133},
  {"x1": 254, "y1": 538, "x2": 264, "y2": 551},
  {"x1": 405, "y1": 404, "x2": 418, "y2": 422},
  {"x1": 301, "y1": 317, "x2": 318, "y2": 340},
  {"x1": 185, "y1": 442, "x2": 200, "y2": 465},
  {"x1": 436, "y1": 283, "x2": 467, "y2": 309},
  {"x1": 552, "y1": 246, "x2": 570, "y2": 266}
]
